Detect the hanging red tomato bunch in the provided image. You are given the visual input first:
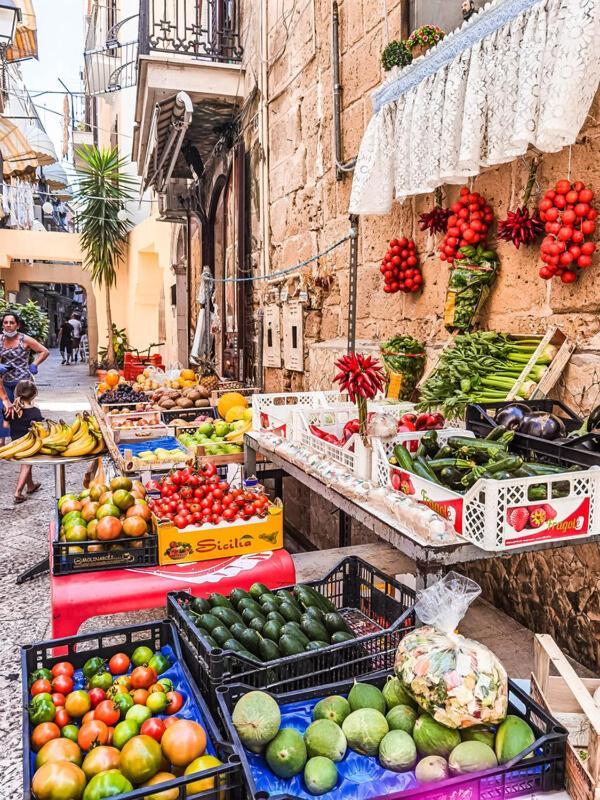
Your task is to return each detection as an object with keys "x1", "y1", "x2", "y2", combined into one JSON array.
[
  {"x1": 379, "y1": 237, "x2": 423, "y2": 294},
  {"x1": 538, "y1": 180, "x2": 597, "y2": 283},
  {"x1": 439, "y1": 187, "x2": 494, "y2": 264}
]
